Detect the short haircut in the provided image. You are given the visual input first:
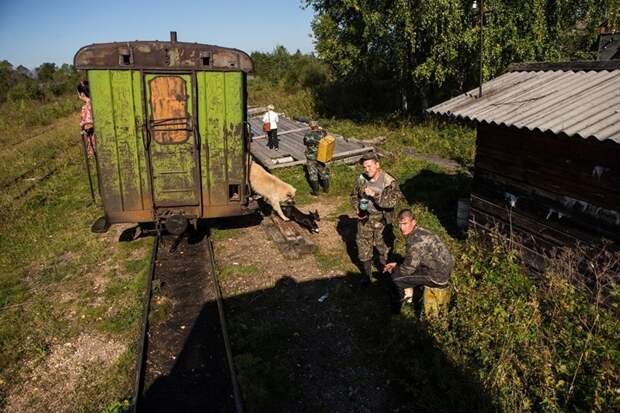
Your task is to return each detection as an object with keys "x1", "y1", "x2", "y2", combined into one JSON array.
[{"x1": 398, "y1": 209, "x2": 416, "y2": 220}]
